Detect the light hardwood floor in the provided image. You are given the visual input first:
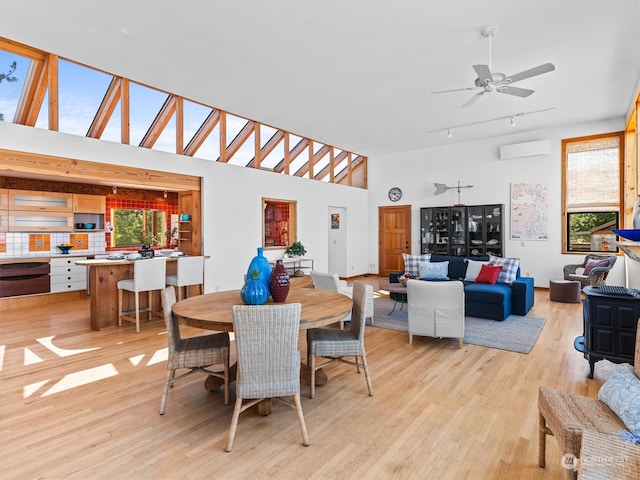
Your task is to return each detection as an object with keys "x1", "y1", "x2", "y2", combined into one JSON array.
[{"x1": 1, "y1": 278, "x2": 601, "y2": 479}]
